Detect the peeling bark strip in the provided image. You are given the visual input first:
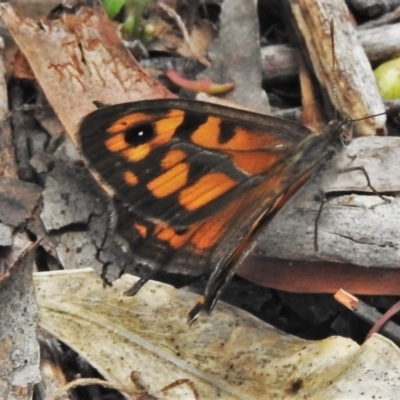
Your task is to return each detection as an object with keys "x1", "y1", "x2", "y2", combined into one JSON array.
[
  {"x1": 284, "y1": 0, "x2": 386, "y2": 136},
  {"x1": 240, "y1": 255, "x2": 400, "y2": 296}
]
